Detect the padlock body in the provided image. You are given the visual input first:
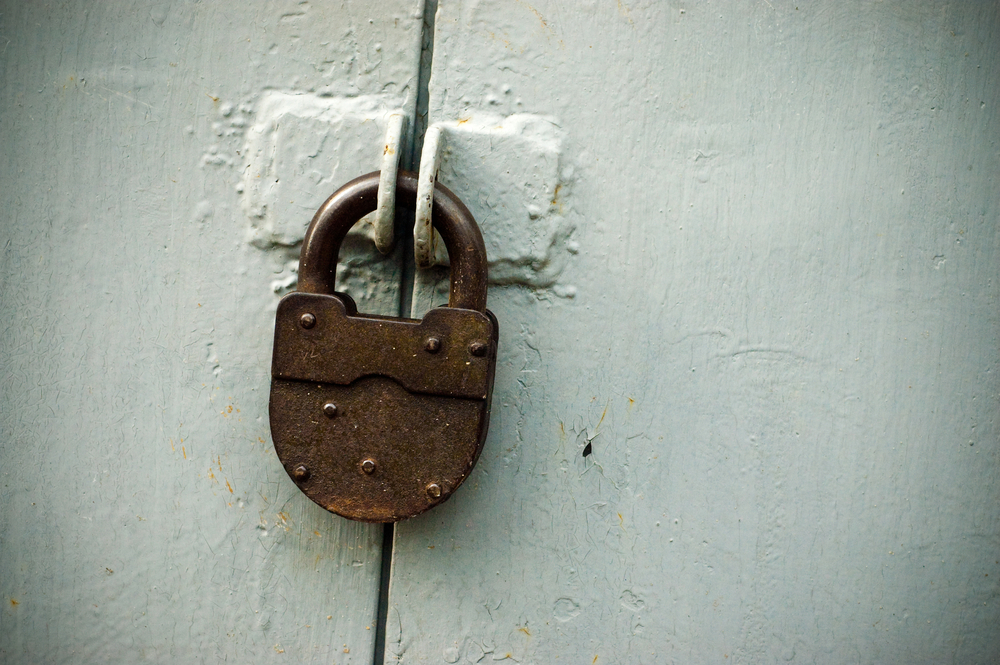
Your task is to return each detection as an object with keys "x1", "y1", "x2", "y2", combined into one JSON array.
[{"x1": 269, "y1": 292, "x2": 498, "y2": 522}]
